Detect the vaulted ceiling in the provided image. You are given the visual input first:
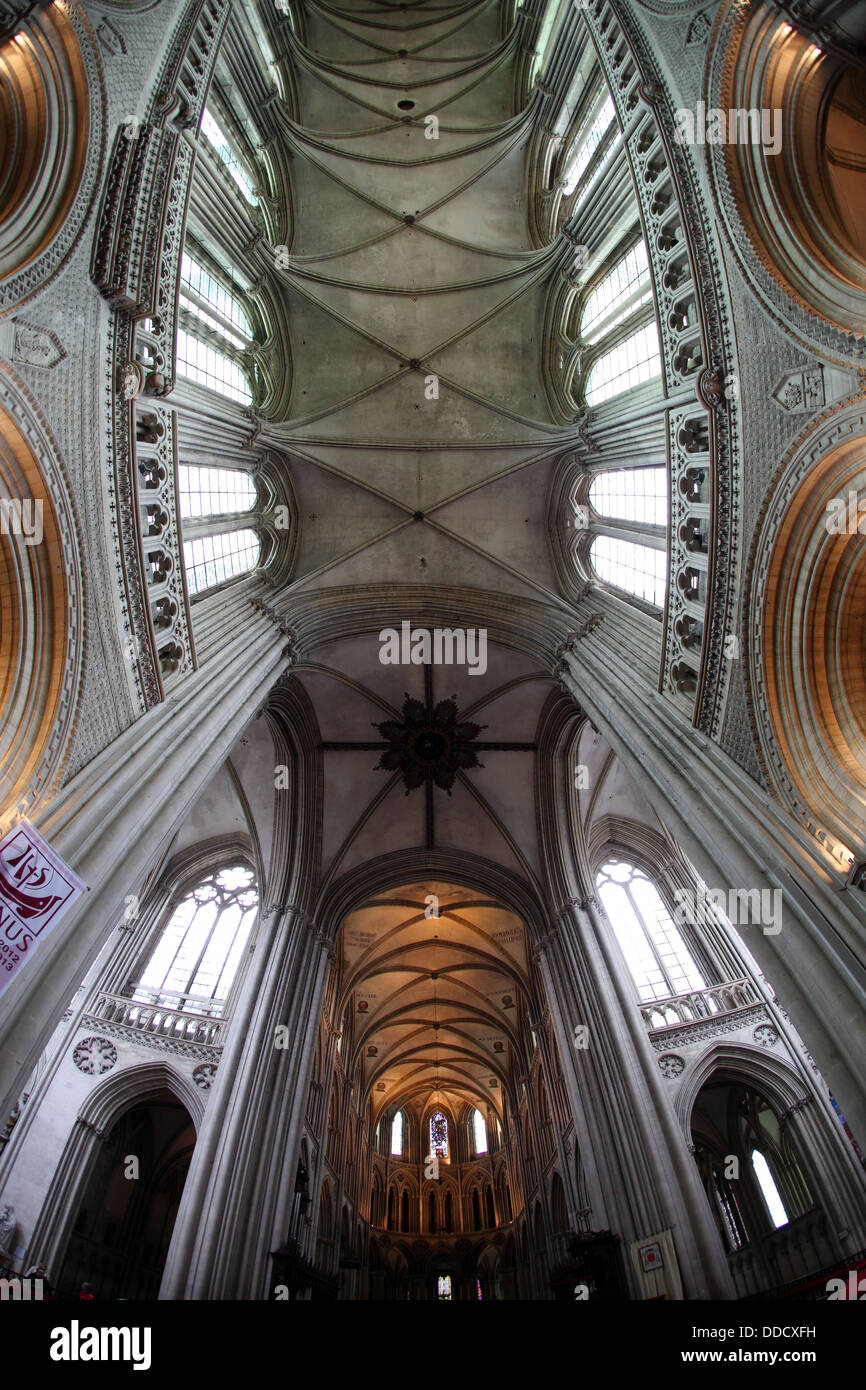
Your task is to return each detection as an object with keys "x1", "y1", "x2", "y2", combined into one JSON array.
[
  {"x1": 239, "y1": 0, "x2": 617, "y2": 1121},
  {"x1": 268, "y1": 0, "x2": 576, "y2": 610},
  {"x1": 338, "y1": 881, "x2": 529, "y2": 1121}
]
